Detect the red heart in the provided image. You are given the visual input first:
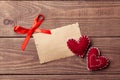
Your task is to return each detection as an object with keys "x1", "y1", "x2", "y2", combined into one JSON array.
[
  {"x1": 87, "y1": 47, "x2": 110, "y2": 71},
  {"x1": 67, "y1": 35, "x2": 90, "y2": 58}
]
